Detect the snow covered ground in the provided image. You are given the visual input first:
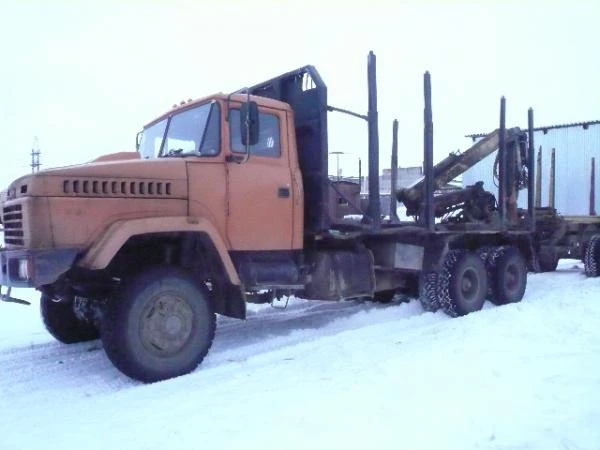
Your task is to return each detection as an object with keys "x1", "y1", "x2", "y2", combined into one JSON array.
[{"x1": 1, "y1": 259, "x2": 599, "y2": 450}]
